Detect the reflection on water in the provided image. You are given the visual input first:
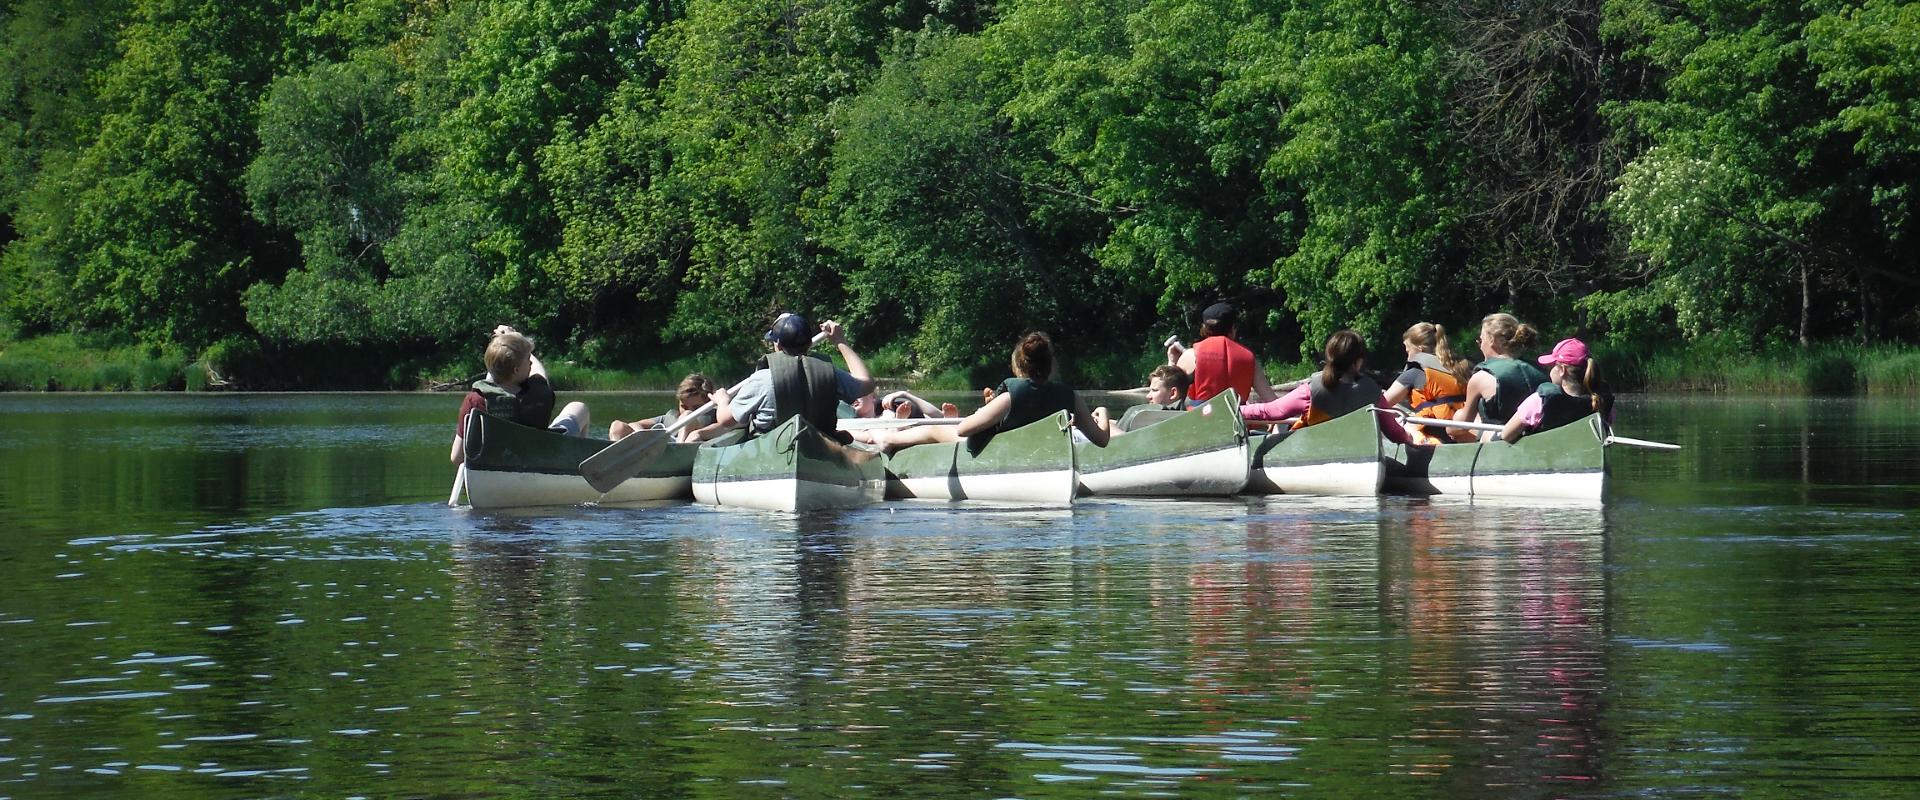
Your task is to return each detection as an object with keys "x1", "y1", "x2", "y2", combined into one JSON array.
[{"x1": 2, "y1": 395, "x2": 1919, "y2": 797}]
